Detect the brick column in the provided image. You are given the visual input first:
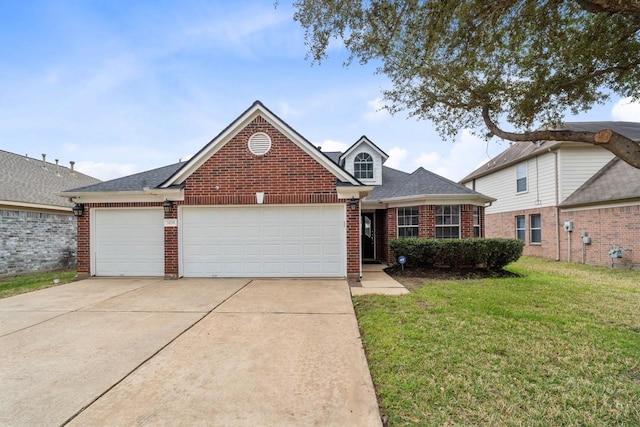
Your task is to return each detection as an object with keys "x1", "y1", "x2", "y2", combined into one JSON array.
[
  {"x1": 460, "y1": 204, "x2": 475, "y2": 238},
  {"x1": 386, "y1": 208, "x2": 397, "y2": 264},
  {"x1": 346, "y1": 201, "x2": 360, "y2": 280},
  {"x1": 164, "y1": 203, "x2": 179, "y2": 279},
  {"x1": 76, "y1": 207, "x2": 90, "y2": 278}
]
